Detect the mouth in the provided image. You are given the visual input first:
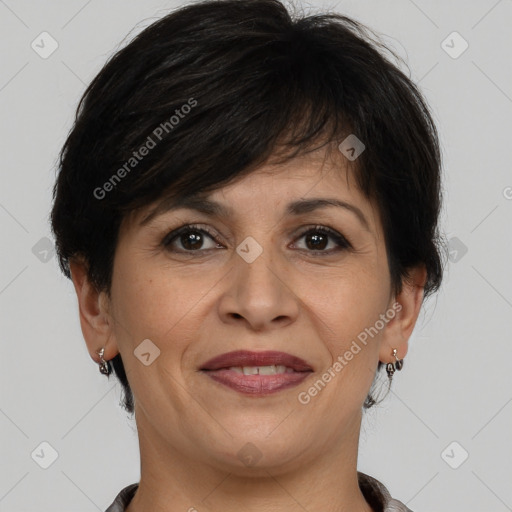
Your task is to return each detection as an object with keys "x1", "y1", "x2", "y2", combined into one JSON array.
[{"x1": 199, "y1": 350, "x2": 314, "y2": 396}]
